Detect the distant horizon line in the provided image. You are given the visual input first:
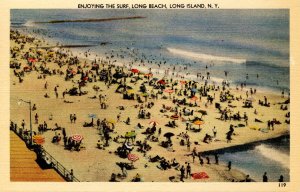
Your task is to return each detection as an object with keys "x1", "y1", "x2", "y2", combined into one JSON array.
[{"x1": 33, "y1": 16, "x2": 146, "y2": 24}]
